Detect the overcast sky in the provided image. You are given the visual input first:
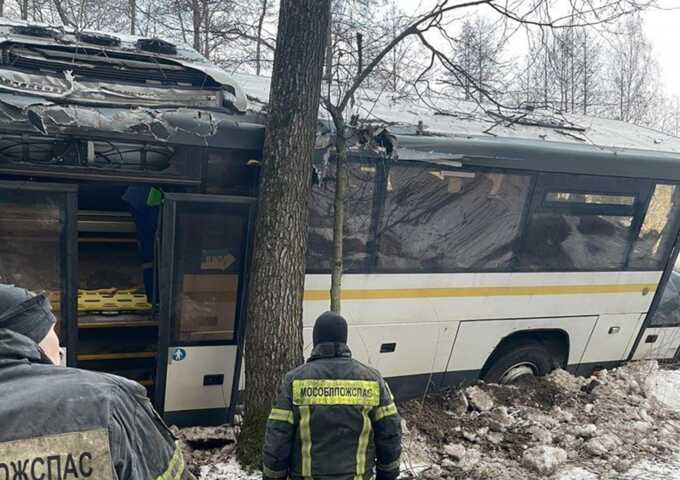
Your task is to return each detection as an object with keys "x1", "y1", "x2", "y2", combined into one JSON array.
[
  {"x1": 397, "y1": 0, "x2": 680, "y2": 98},
  {"x1": 645, "y1": 4, "x2": 680, "y2": 97}
]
